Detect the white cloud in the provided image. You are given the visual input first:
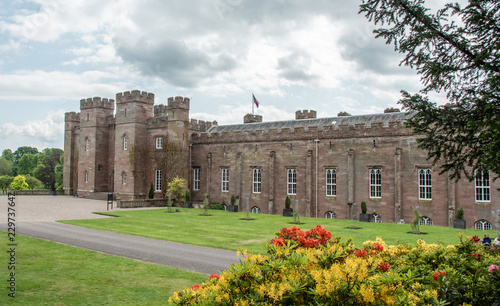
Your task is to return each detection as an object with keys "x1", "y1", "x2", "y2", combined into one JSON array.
[{"x1": 1, "y1": 109, "x2": 65, "y2": 143}]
